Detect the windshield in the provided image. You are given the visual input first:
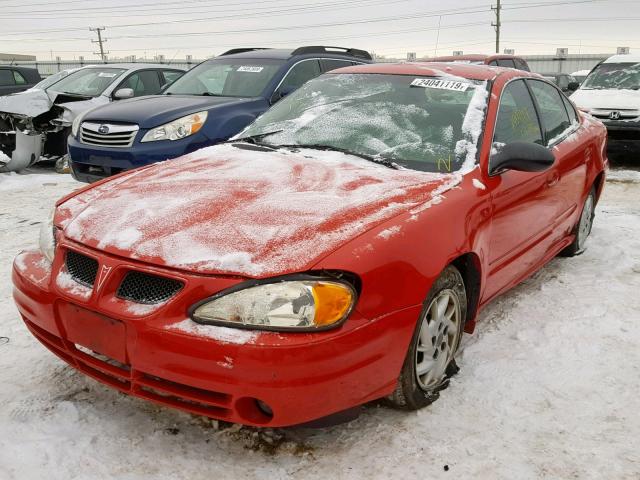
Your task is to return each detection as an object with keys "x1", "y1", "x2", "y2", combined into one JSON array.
[
  {"x1": 48, "y1": 67, "x2": 126, "y2": 97},
  {"x1": 581, "y1": 62, "x2": 640, "y2": 90},
  {"x1": 236, "y1": 73, "x2": 489, "y2": 173},
  {"x1": 32, "y1": 69, "x2": 78, "y2": 90},
  {"x1": 164, "y1": 59, "x2": 284, "y2": 97}
]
